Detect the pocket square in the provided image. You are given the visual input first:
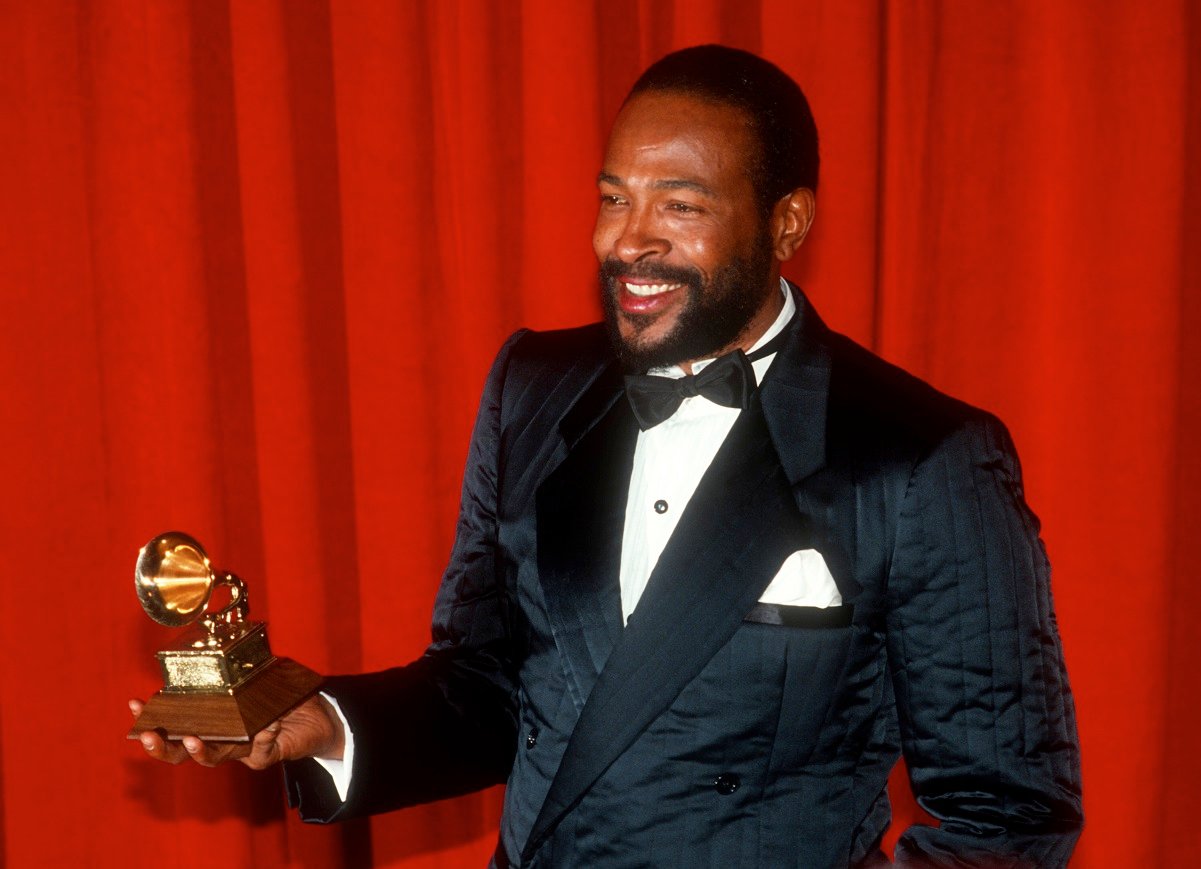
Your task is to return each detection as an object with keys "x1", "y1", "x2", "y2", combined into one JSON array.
[{"x1": 758, "y1": 549, "x2": 842, "y2": 608}]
